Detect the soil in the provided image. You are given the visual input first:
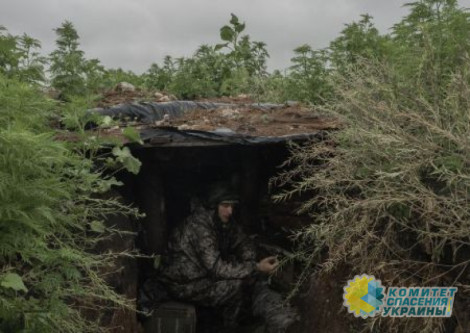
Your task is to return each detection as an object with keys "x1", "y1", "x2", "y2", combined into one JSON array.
[
  {"x1": 95, "y1": 89, "x2": 161, "y2": 108},
  {"x1": 92, "y1": 89, "x2": 341, "y2": 137},
  {"x1": 299, "y1": 265, "x2": 361, "y2": 333},
  {"x1": 170, "y1": 105, "x2": 341, "y2": 137}
]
